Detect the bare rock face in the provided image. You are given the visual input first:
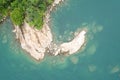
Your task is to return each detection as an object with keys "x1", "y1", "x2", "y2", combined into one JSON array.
[
  {"x1": 53, "y1": 30, "x2": 86, "y2": 56},
  {"x1": 13, "y1": 0, "x2": 64, "y2": 60},
  {"x1": 14, "y1": 22, "x2": 86, "y2": 61},
  {"x1": 60, "y1": 30, "x2": 86, "y2": 54},
  {"x1": 13, "y1": 0, "x2": 87, "y2": 61},
  {"x1": 14, "y1": 22, "x2": 53, "y2": 60}
]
